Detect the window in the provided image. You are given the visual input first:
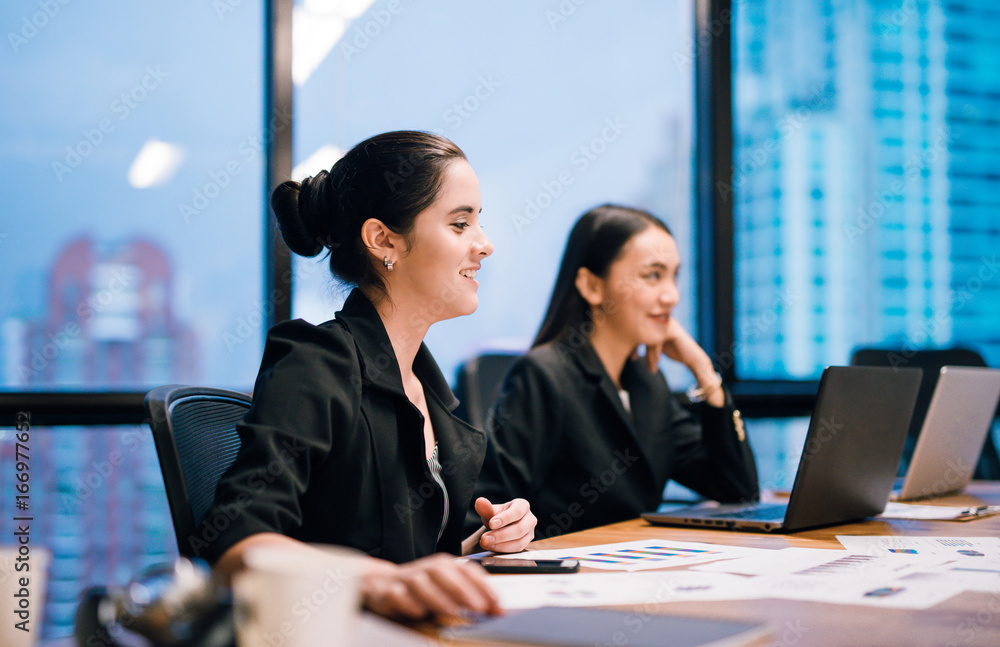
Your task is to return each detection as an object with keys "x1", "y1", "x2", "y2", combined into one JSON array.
[
  {"x1": 732, "y1": 0, "x2": 1000, "y2": 380},
  {"x1": 290, "y1": 0, "x2": 698, "y2": 385},
  {"x1": 1, "y1": 2, "x2": 264, "y2": 391},
  {"x1": 0, "y1": 2, "x2": 263, "y2": 638}
]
